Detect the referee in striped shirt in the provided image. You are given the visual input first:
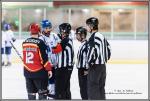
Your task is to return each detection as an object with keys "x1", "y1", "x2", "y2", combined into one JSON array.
[
  {"x1": 86, "y1": 17, "x2": 111, "y2": 100},
  {"x1": 75, "y1": 27, "x2": 88, "y2": 100},
  {"x1": 53, "y1": 23, "x2": 74, "y2": 99}
]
